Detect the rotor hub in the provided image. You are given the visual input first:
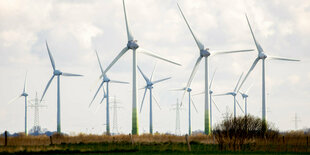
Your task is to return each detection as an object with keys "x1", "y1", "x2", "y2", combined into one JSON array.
[
  {"x1": 209, "y1": 90, "x2": 213, "y2": 94},
  {"x1": 147, "y1": 85, "x2": 153, "y2": 89},
  {"x1": 232, "y1": 92, "x2": 237, "y2": 96},
  {"x1": 200, "y1": 48, "x2": 210, "y2": 57},
  {"x1": 54, "y1": 70, "x2": 62, "y2": 75},
  {"x1": 127, "y1": 40, "x2": 139, "y2": 49},
  {"x1": 187, "y1": 88, "x2": 192, "y2": 92},
  {"x1": 259, "y1": 52, "x2": 267, "y2": 59}
]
